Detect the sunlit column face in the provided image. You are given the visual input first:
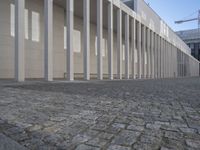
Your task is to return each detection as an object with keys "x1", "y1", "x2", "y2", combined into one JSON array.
[
  {"x1": 11, "y1": 4, "x2": 29, "y2": 40},
  {"x1": 11, "y1": 3, "x2": 41, "y2": 42}
]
